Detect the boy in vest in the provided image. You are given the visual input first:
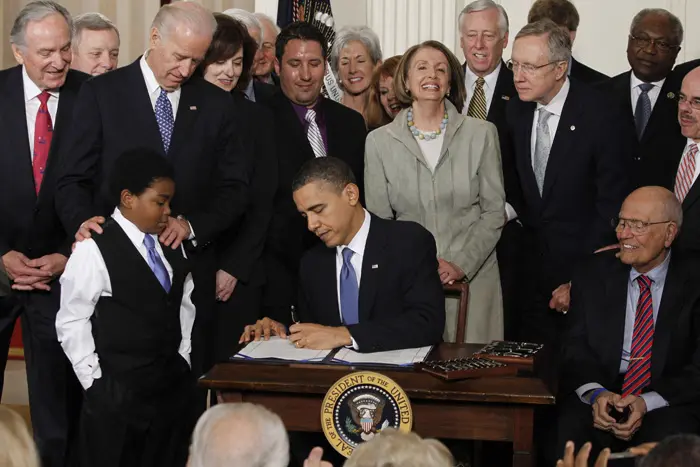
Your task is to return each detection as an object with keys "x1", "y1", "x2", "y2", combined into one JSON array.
[{"x1": 56, "y1": 148, "x2": 196, "y2": 467}]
